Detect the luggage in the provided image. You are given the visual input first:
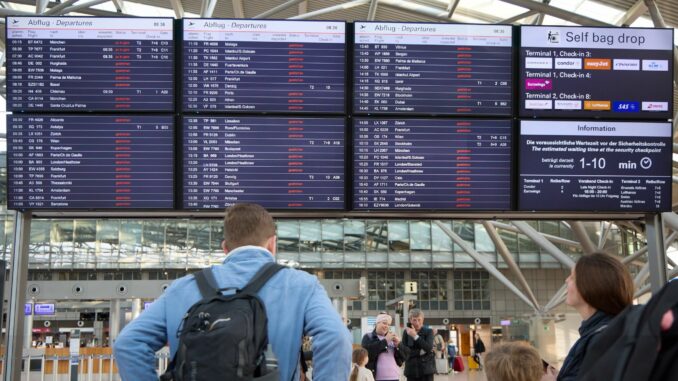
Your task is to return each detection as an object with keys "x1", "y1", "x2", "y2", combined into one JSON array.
[
  {"x1": 468, "y1": 355, "x2": 480, "y2": 370},
  {"x1": 452, "y1": 355, "x2": 464, "y2": 372},
  {"x1": 435, "y1": 357, "x2": 448, "y2": 374}
]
